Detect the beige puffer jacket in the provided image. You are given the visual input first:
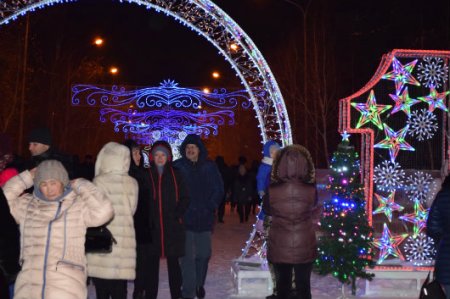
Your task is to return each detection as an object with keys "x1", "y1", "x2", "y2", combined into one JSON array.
[
  {"x1": 87, "y1": 142, "x2": 138, "y2": 280},
  {"x1": 2, "y1": 171, "x2": 114, "y2": 299}
]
